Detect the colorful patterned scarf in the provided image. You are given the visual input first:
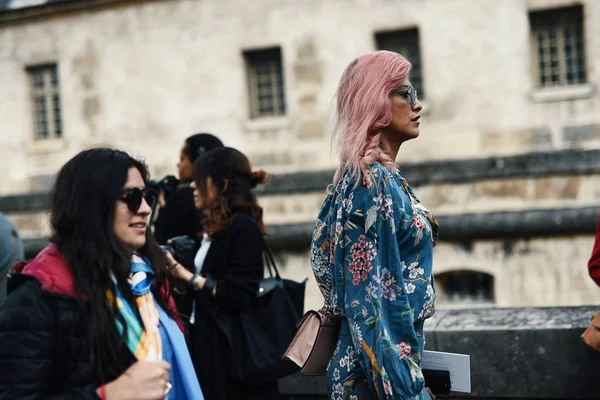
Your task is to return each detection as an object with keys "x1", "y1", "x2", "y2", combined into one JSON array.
[{"x1": 107, "y1": 254, "x2": 162, "y2": 361}]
